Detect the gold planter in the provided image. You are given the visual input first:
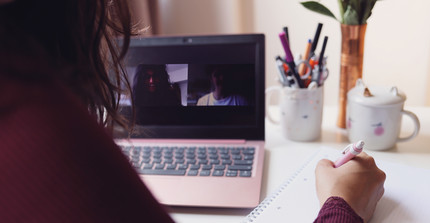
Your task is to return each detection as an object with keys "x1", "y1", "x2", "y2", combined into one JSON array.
[{"x1": 337, "y1": 24, "x2": 367, "y2": 128}]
